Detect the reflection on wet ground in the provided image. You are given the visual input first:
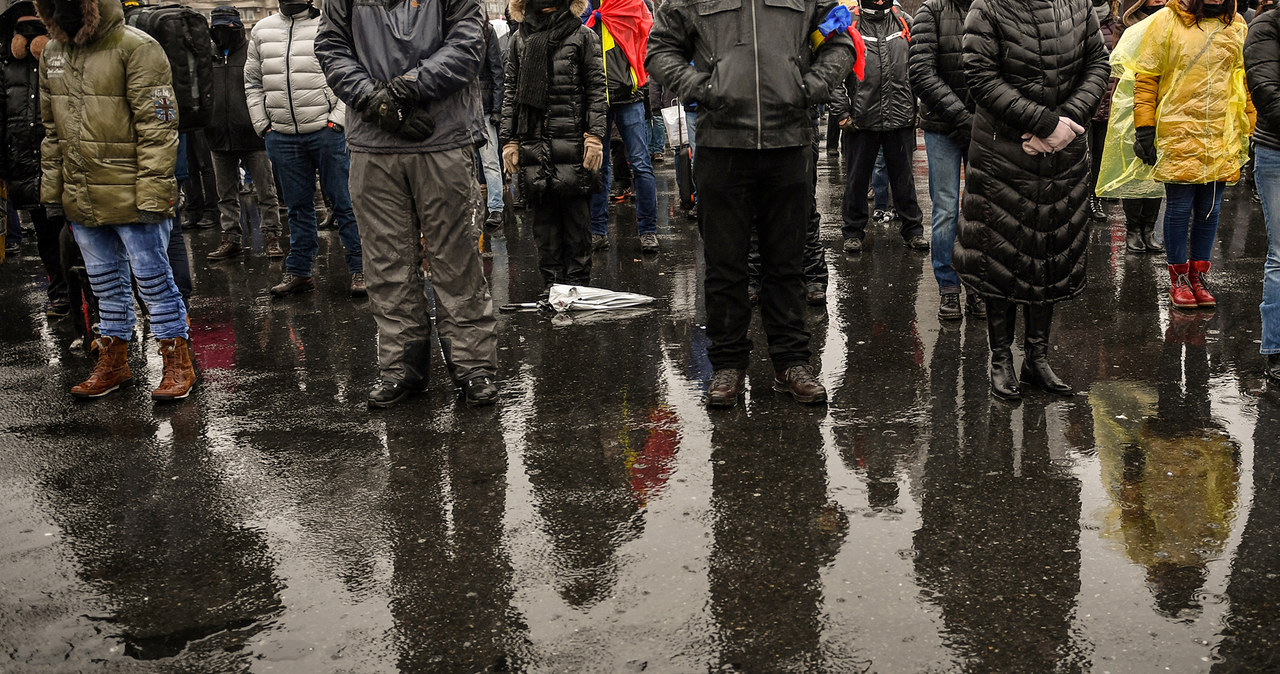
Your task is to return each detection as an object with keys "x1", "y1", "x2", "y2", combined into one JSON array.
[{"x1": 2, "y1": 148, "x2": 1279, "y2": 672}]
